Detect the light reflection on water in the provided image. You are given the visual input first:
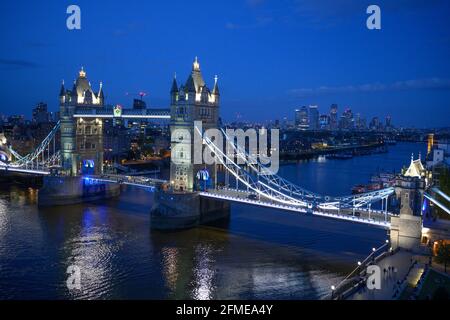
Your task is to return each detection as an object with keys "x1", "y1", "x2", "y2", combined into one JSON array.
[{"x1": 0, "y1": 143, "x2": 426, "y2": 299}]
